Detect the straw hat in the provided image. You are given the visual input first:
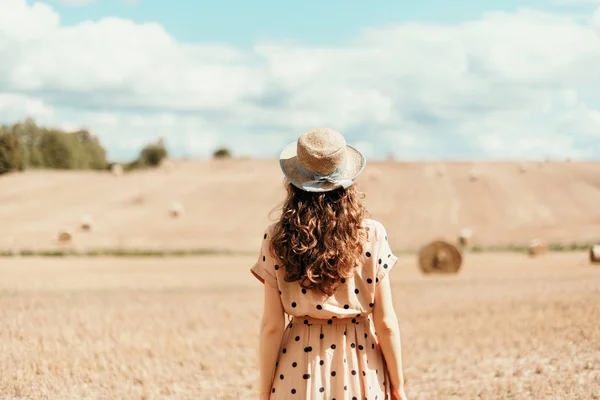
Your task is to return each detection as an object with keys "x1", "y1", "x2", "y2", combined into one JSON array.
[{"x1": 279, "y1": 128, "x2": 366, "y2": 192}]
